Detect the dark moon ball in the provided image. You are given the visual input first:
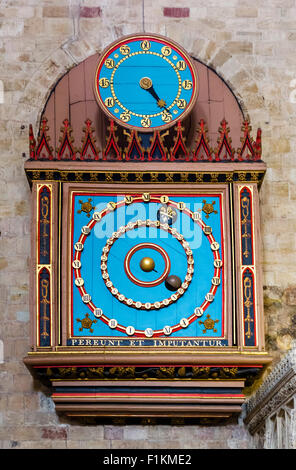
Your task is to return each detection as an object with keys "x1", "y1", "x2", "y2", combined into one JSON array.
[{"x1": 165, "y1": 275, "x2": 182, "y2": 291}]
